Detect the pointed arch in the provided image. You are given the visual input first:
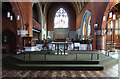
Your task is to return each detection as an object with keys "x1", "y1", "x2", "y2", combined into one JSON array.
[
  {"x1": 32, "y1": 2, "x2": 44, "y2": 40},
  {"x1": 54, "y1": 8, "x2": 69, "y2": 28},
  {"x1": 32, "y1": 3, "x2": 42, "y2": 24},
  {"x1": 80, "y1": 9, "x2": 91, "y2": 40},
  {"x1": 2, "y1": 29, "x2": 17, "y2": 53}
]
